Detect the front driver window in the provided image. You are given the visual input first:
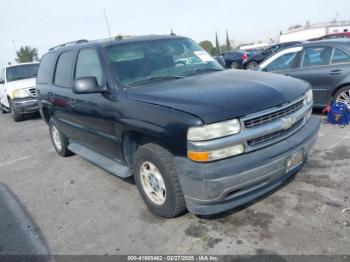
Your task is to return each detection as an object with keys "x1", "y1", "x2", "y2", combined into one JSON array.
[
  {"x1": 265, "y1": 52, "x2": 298, "y2": 72},
  {"x1": 75, "y1": 49, "x2": 103, "y2": 86},
  {"x1": 301, "y1": 46, "x2": 332, "y2": 68}
]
